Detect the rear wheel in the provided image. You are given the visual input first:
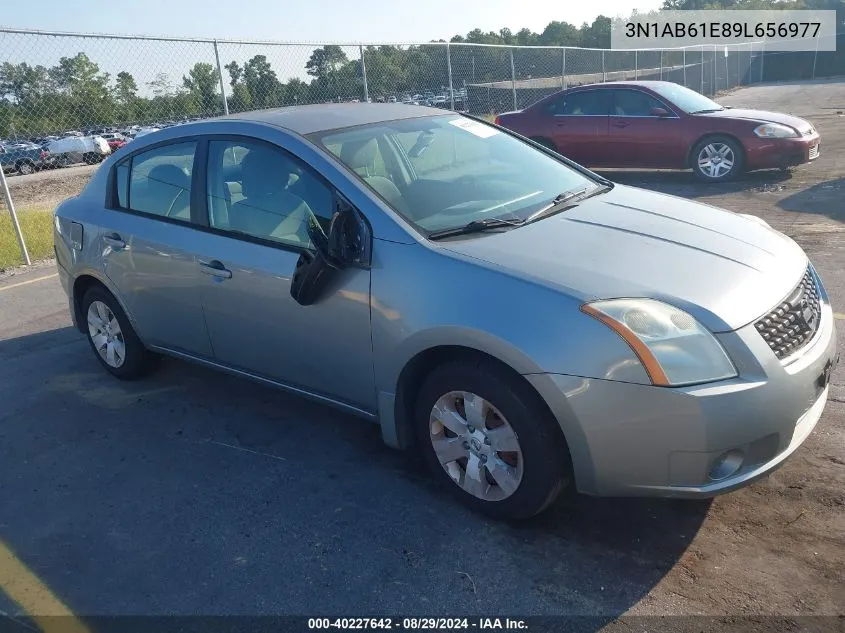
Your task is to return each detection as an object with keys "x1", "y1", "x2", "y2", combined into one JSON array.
[
  {"x1": 82, "y1": 152, "x2": 99, "y2": 165},
  {"x1": 414, "y1": 360, "x2": 571, "y2": 520},
  {"x1": 691, "y1": 136, "x2": 744, "y2": 182},
  {"x1": 82, "y1": 286, "x2": 154, "y2": 380}
]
